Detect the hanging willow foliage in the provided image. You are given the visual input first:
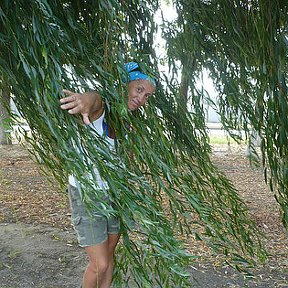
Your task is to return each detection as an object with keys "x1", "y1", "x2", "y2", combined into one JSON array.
[
  {"x1": 164, "y1": 0, "x2": 288, "y2": 229},
  {"x1": 0, "y1": 0, "x2": 266, "y2": 287}
]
